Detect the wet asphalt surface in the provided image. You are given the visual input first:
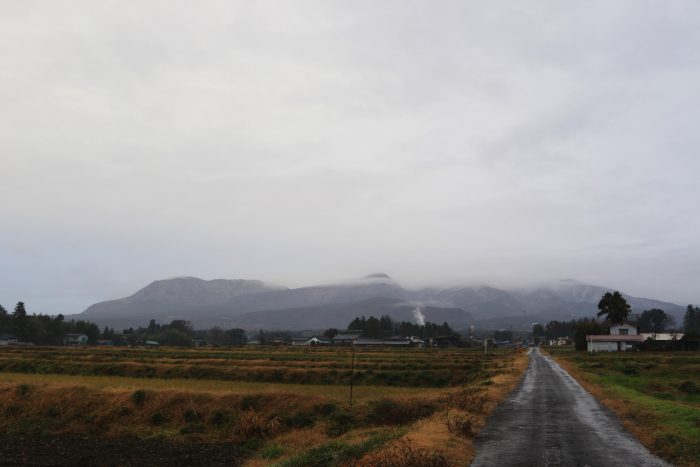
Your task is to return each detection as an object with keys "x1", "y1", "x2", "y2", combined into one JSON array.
[{"x1": 471, "y1": 348, "x2": 671, "y2": 467}]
